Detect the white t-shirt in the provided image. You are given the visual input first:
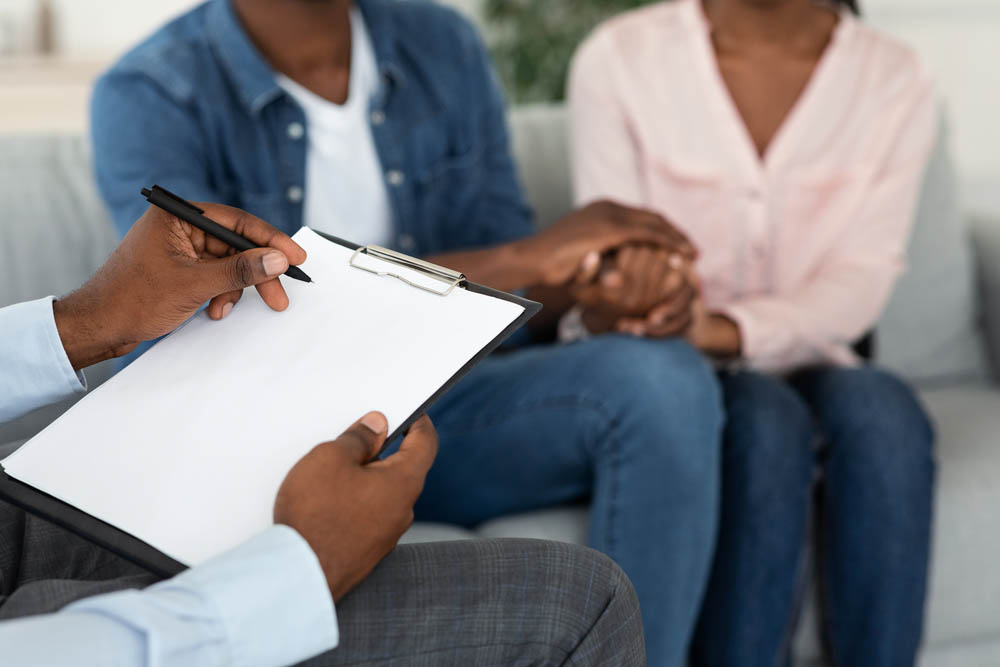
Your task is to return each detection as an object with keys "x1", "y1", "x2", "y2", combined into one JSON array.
[{"x1": 277, "y1": 8, "x2": 392, "y2": 247}]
